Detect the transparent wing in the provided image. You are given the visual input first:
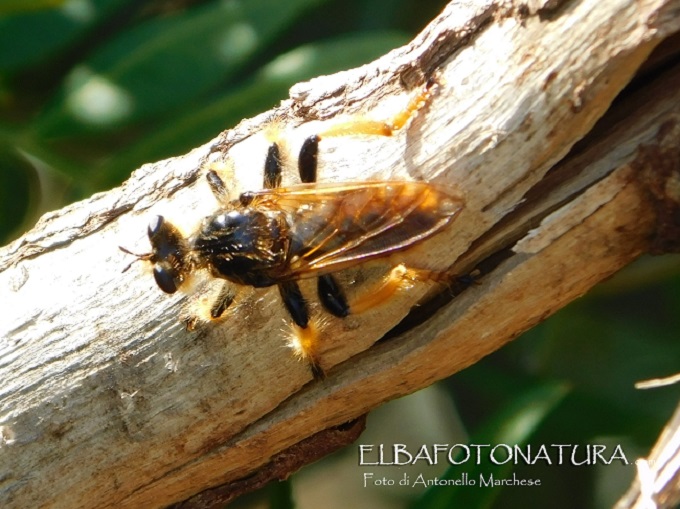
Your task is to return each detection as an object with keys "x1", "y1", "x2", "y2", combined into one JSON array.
[{"x1": 247, "y1": 181, "x2": 464, "y2": 279}]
